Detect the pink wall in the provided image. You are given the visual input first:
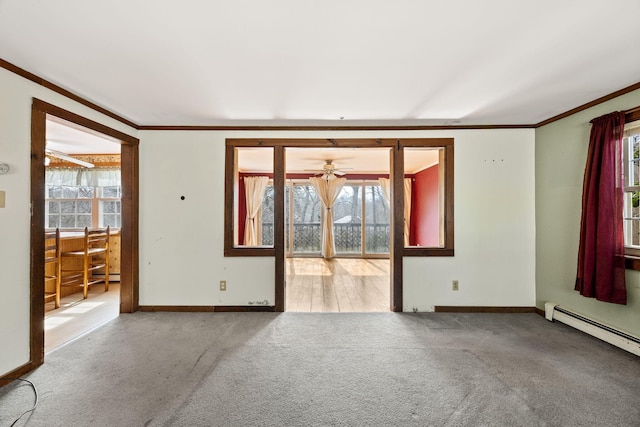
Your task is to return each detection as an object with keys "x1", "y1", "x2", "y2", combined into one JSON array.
[{"x1": 411, "y1": 165, "x2": 439, "y2": 247}]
